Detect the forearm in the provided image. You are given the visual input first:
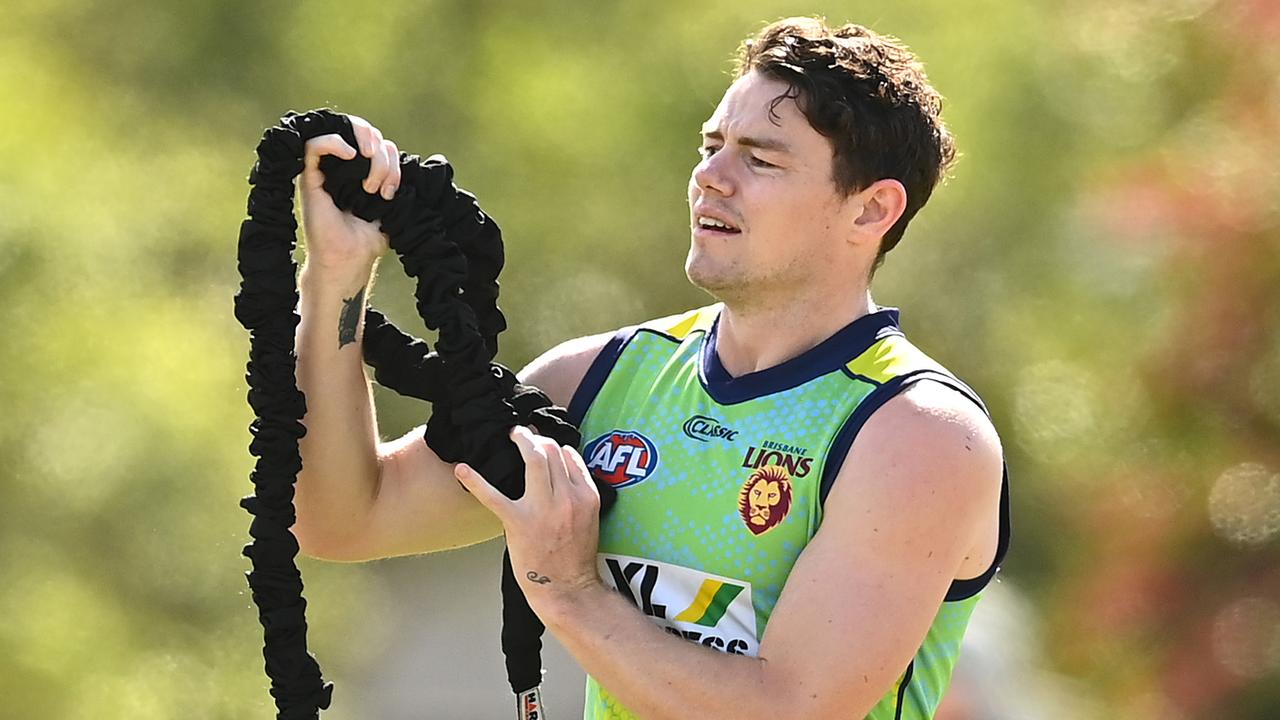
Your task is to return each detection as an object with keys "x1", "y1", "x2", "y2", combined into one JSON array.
[
  {"x1": 292, "y1": 260, "x2": 381, "y2": 552},
  {"x1": 542, "y1": 585, "x2": 786, "y2": 720}
]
